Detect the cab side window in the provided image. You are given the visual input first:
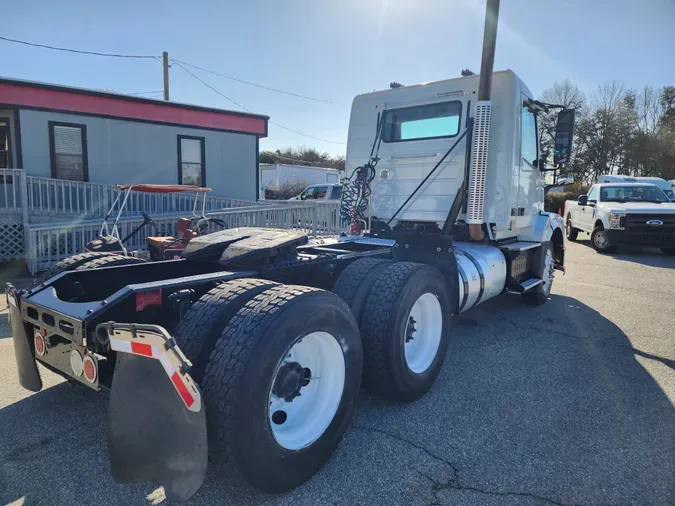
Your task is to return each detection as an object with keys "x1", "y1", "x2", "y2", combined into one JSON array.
[
  {"x1": 314, "y1": 186, "x2": 328, "y2": 199},
  {"x1": 521, "y1": 107, "x2": 538, "y2": 168},
  {"x1": 587, "y1": 186, "x2": 599, "y2": 203}
]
